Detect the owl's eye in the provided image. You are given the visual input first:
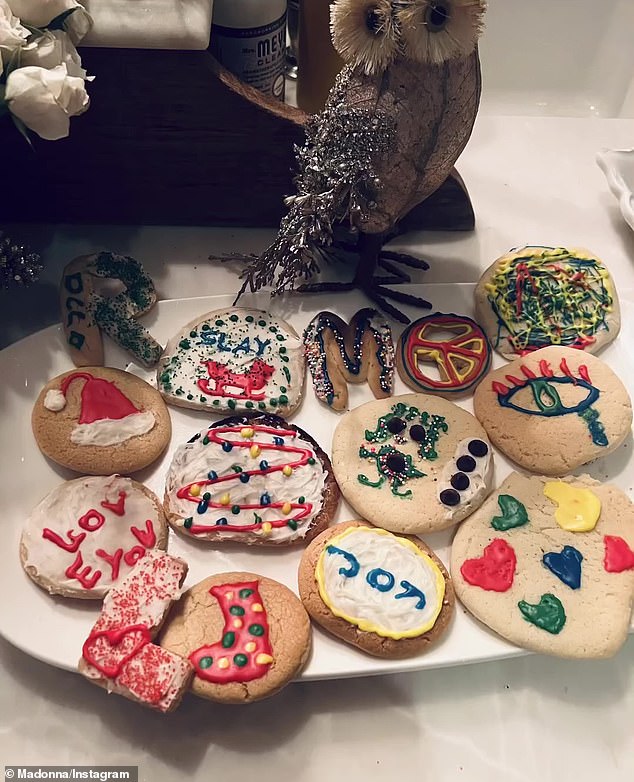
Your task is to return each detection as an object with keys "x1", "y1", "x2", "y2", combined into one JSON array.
[
  {"x1": 365, "y1": 8, "x2": 383, "y2": 33},
  {"x1": 425, "y1": 3, "x2": 450, "y2": 33}
]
